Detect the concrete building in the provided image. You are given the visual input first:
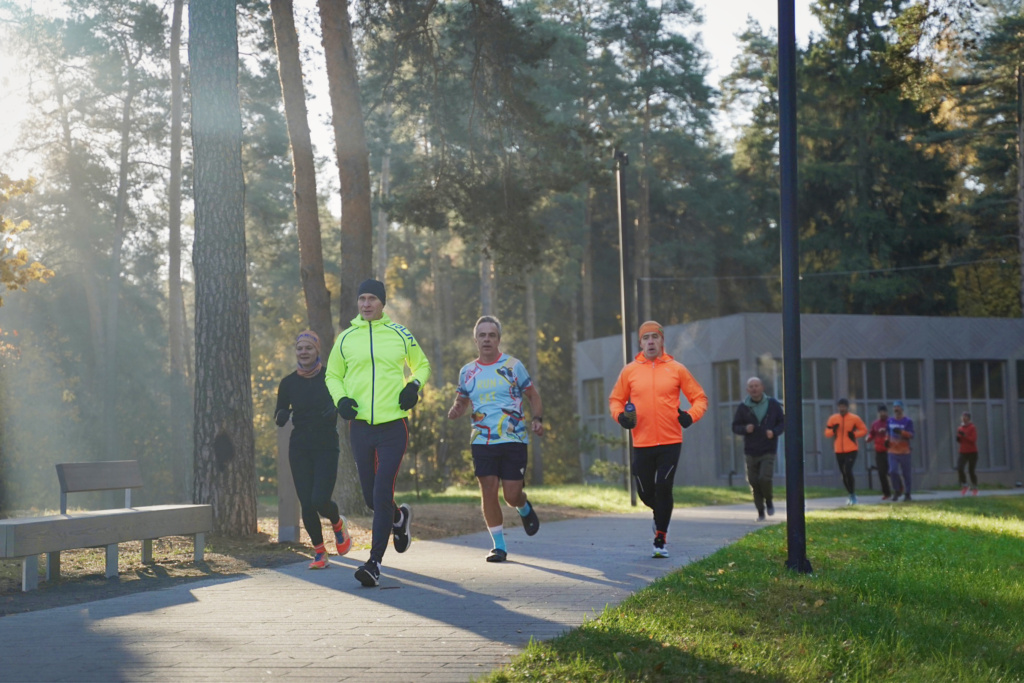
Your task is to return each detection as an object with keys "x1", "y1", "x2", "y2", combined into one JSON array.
[{"x1": 576, "y1": 313, "x2": 1024, "y2": 491}]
